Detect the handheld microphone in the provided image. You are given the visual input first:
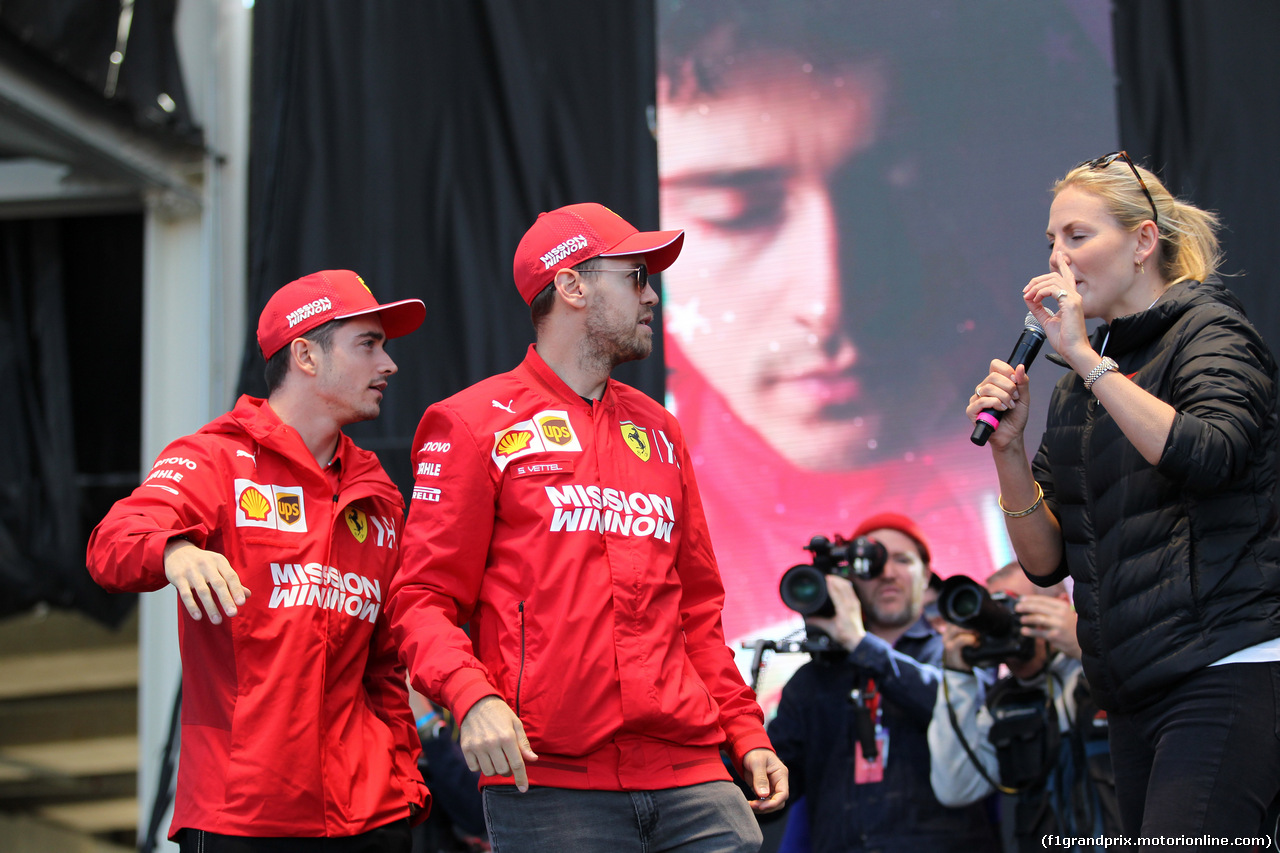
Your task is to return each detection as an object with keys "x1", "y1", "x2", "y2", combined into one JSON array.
[{"x1": 970, "y1": 313, "x2": 1046, "y2": 446}]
